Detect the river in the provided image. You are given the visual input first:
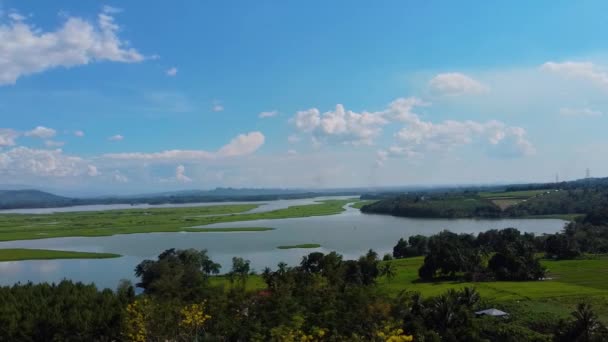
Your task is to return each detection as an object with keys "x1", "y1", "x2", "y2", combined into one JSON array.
[{"x1": 0, "y1": 198, "x2": 566, "y2": 289}]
